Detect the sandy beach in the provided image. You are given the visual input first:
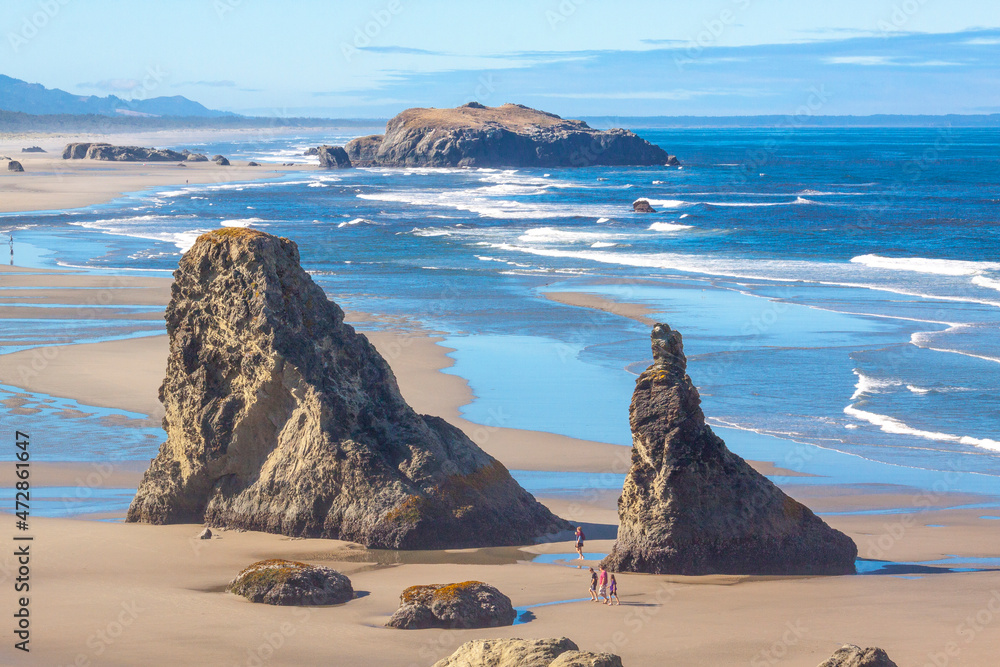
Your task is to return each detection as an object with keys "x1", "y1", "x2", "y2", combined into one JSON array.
[
  {"x1": 2, "y1": 239, "x2": 1000, "y2": 665},
  {"x1": 0, "y1": 129, "x2": 355, "y2": 214}
]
